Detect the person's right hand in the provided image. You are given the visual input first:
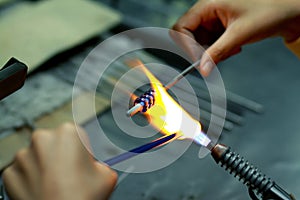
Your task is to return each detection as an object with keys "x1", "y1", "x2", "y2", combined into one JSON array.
[{"x1": 172, "y1": 0, "x2": 300, "y2": 76}]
